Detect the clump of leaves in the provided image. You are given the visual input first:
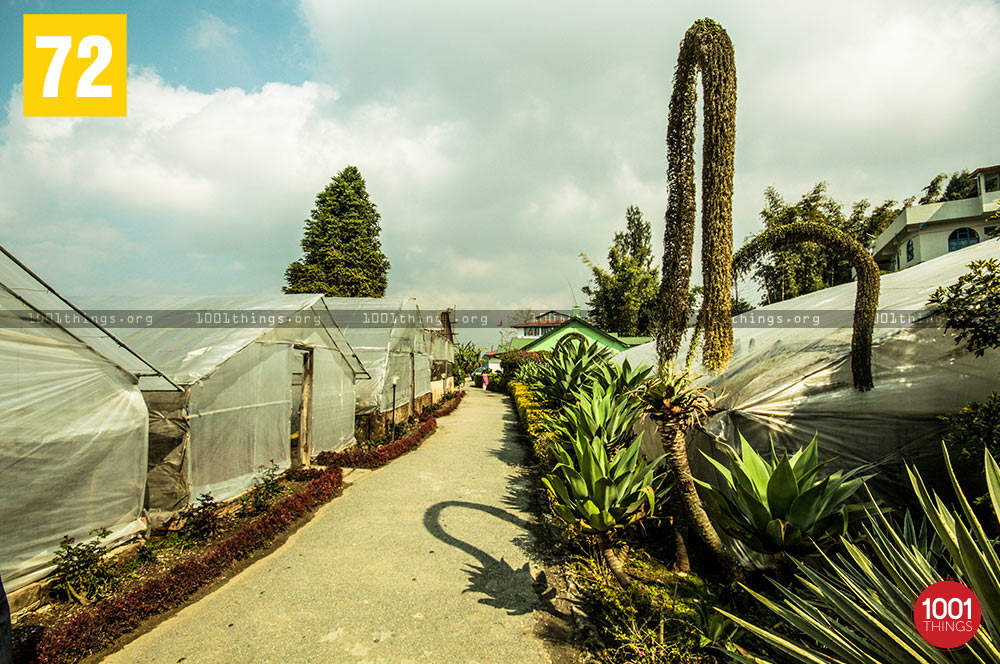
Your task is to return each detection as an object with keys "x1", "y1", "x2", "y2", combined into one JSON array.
[
  {"x1": 239, "y1": 463, "x2": 283, "y2": 516},
  {"x1": 696, "y1": 433, "x2": 875, "y2": 555},
  {"x1": 179, "y1": 493, "x2": 222, "y2": 541},
  {"x1": 50, "y1": 528, "x2": 117, "y2": 604},
  {"x1": 929, "y1": 257, "x2": 1000, "y2": 357},
  {"x1": 529, "y1": 337, "x2": 614, "y2": 407},
  {"x1": 691, "y1": 601, "x2": 740, "y2": 652}
]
